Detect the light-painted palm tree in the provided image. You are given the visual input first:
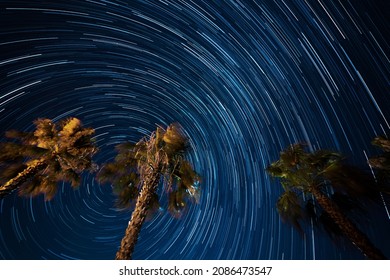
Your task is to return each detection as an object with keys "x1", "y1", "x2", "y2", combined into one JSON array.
[
  {"x1": 267, "y1": 144, "x2": 386, "y2": 259},
  {"x1": 98, "y1": 123, "x2": 200, "y2": 260},
  {"x1": 0, "y1": 117, "x2": 98, "y2": 200}
]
